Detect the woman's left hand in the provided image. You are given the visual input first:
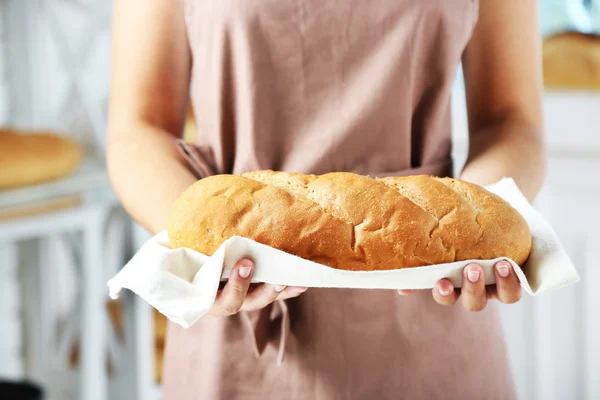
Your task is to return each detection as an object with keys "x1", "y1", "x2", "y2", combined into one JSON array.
[{"x1": 398, "y1": 261, "x2": 522, "y2": 311}]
